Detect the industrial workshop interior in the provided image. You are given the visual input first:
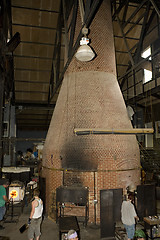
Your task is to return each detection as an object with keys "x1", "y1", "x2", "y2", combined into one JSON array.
[{"x1": 1, "y1": 0, "x2": 160, "y2": 239}]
